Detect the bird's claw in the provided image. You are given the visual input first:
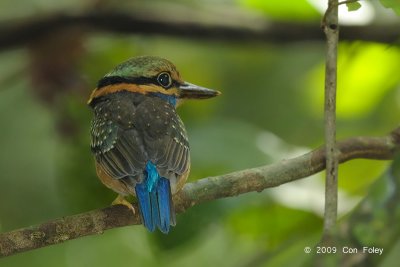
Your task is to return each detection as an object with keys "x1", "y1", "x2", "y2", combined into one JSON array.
[{"x1": 112, "y1": 195, "x2": 136, "y2": 214}]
